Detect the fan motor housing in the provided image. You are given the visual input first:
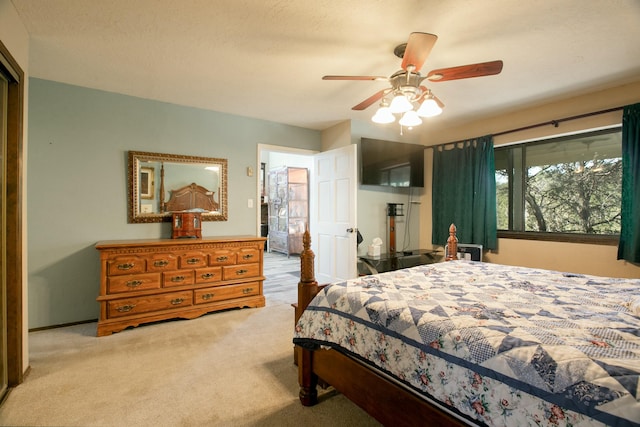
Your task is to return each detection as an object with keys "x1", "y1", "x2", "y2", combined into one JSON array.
[{"x1": 389, "y1": 71, "x2": 425, "y2": 101}]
